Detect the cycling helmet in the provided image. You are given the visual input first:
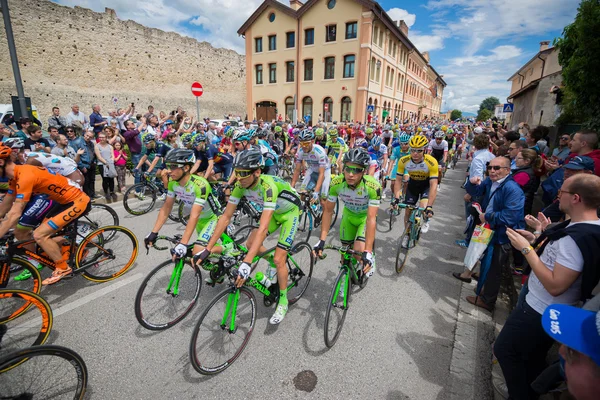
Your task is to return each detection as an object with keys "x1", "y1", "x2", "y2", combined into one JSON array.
[
  {"x1": 399, "y1": 133, "x2": 411, "y2": 143},
  {"x1": 224, "y1": 126, "x2": 234, "y2": 137},
  {"x1": 164, "y1": 148, "x2": 196, "y2": 165},
  {"x1": 315, "y1": 128, "x2": 325, "y2": 137},
  {"x1": 371, "y1": 136, "x2": 382, "y2": 147},
  {"x1": 409, "y1": 135, "x2": 428, "y2": 149},
  {"x1": 441, "y1": 125, "x2": 448, "y2": 132},
  {"x1": 181, "y1": 133, "x2": 194, "y2": 146},
  {"x1": 256, "y1": 129, "x2": 267, "y2": 138},
  {"x1": 0, "y1": 143, "x2": 12, "y2": 159},
  {"x1": 328, "y1": 128, "x2": 338, "y2": 137},
  {"x1": 434, "y1": 130, "x2": 445, "y2": 139},
  {"x1": 274, "y1": 125, "x2": 282, "y2": 133},
  {"x1": 194, "y1": 133, "x2": 207, "y2": 144},
  {"x1": 4, "y1": 138, "x2": 24, "y2": 149},
  {"x1": 330, "y1": 125, "x2": 338, "y2": 131},
  {"x1": 298, "y1": 129, "x2": 315, "y2": 141},
  {"x1": 417, "y1": 127, "x2": 423, "y2": 132},
  {"x1": 232, "y1": 129, "x2": 251, "y2": 142},
  {"x1": 332, "y1": 120, "x2": 338, "y2": 125},
  {"x1": 365, "y1": 128, "x2": 374, "y2": 135},
  {"x1": 355, "y1": 138, "x2": 368, "y2": 148},
  {"x1": 343, "y1": 147, "x2": 371, "y2": 168},
  {"x1": 447, "y1": 128, "x2": 454, "y2": 134},
  {"x1": 474, "y1": 127, "x2": 483, "y2": 134},
  {"x1": 143, "y1": 134, "x2": 155, "y2": 144},
  {"x1": 233, "y1": 148, "x2": 264, "y2": 170},
  {"x1": 247, "y1": 128, "x2": 257, "y2": 137}
]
